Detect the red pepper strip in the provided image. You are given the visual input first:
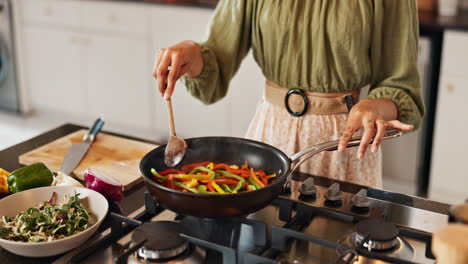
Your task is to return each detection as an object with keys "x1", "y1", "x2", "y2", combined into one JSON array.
[
  {"x1": 257, "y1": 170, "x2": 268, "y2": 185},
  {"x1": 244, "y1": 182, "x2": 249, "y2": 190},
  {"x1": 159, "y1": 169, "x2": 183, "y2": 176},
  {"x1": 207, "y1": 182, "x2": 216, "y2": 192},
  {"x1": 182, "y1": 189, "x2": 189, "y2": 192},
  {"x1": 181, "y1": 162, "x2": 211, "y2": 173},
  {"x1": 239, "y1": 173, "x2": 251, "y2": 179},
  {"x1": 165, "y1": 175, "x2": 175, "y2": 189},
  {"x1": 213, "y1": 163, "x2": 231, "y2": 170},
  {"x1": 201, "y1": 179, "x2": 238, "y2": 185},
  {"x1": 250, "y1": 168, "x2": 265, "y2": 188}
]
